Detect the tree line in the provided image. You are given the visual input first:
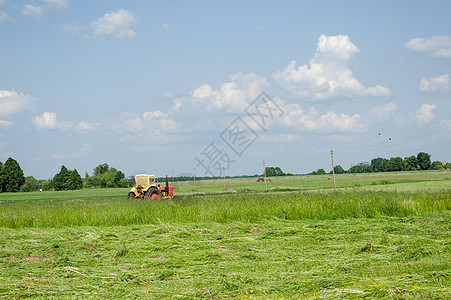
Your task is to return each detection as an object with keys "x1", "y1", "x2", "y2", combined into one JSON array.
[
  {"x1": 310, "y1": 152, "x2": 450, "y2": 175},
  {"x1": 0, "y1": 159, "x2": 129, "y2": 193}
]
